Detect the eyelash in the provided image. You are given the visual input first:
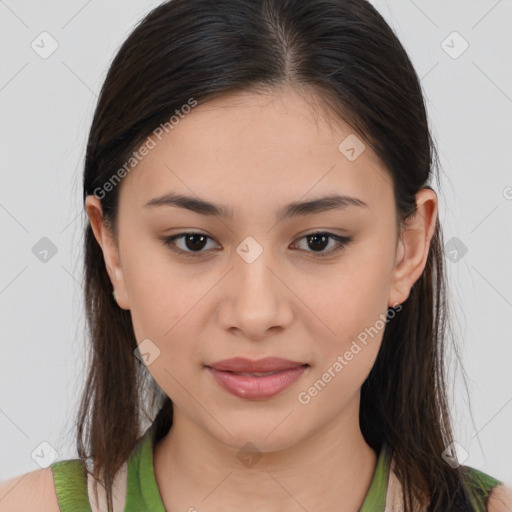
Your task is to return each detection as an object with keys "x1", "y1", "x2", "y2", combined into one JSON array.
[{"x1": 161, "y1": 231, "x2": 353, "y2": 259}]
